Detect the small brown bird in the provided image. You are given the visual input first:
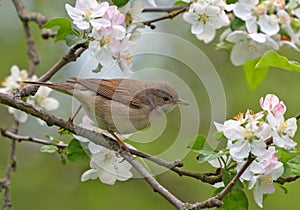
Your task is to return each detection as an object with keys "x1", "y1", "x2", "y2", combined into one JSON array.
[{"x1": 26, "y1": 78, "x2": 189, "y2": 147}]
